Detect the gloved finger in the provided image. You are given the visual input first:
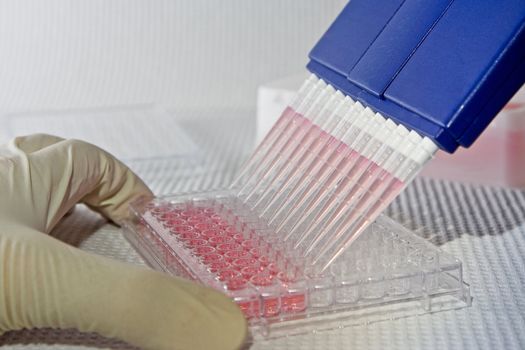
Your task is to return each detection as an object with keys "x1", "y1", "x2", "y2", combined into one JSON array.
[
  {"x1": 0, "y1": 223, "x2": 248, "y2": 350},
  {"x1": 12, "y1": 133, "x2": 65, "y2": 153},
  {"x1": 6, "y1": 135, "x2": 153, "y2": 233}
]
